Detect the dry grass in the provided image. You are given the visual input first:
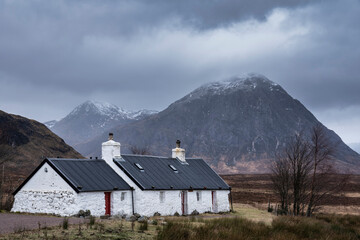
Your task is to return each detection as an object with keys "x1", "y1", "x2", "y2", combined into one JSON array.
[
  {"x1": 232, "y1": 203, "x2": 275, "y2": 225},
  {"x1": 0, "y1": 218, "x2": 157, "y2": 240},
  {"x1": 157, "y1": 214, "x2": 360, "y2": 240}
]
